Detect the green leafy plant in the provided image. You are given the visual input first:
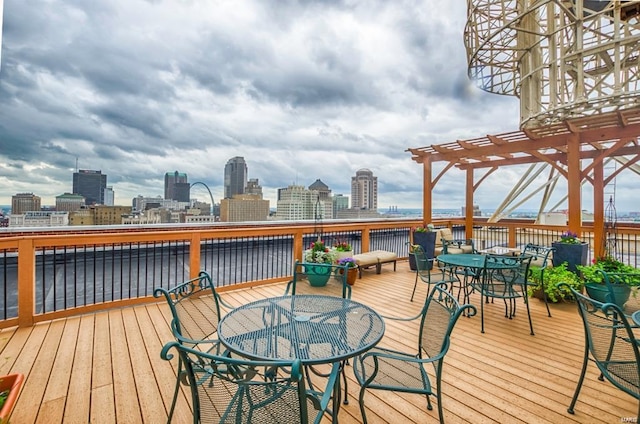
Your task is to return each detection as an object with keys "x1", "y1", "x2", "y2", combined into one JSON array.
[
  {"x1": 558, "y1": 230, "x2": 581, "y2": 244},
  {"x1": 304, "y1": 240, "x2": 337, "y2": 264},
  {"x1": 528, "y1": 262, "x2": 583, "y2": 302},
  {"x1": 414, "y1": 223, "x2": 435, "y2": 233},
  {"x1": 333, "y1": 241, "x2": 352, "y2": 252},
  {"x1": 577, "y1": 256, "x2": 640, "y2": 284},
  {"x1": 0, "y1": 388, "x2": 7, "y2": 410}
]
